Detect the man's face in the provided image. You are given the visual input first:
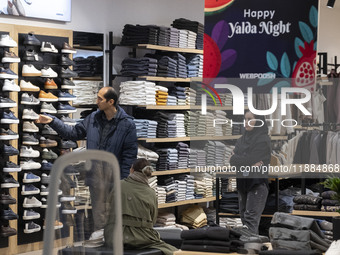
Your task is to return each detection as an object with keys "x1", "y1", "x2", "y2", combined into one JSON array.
[{"x1": 96, "y1": 88, "x2": 113, "y2": 111}]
